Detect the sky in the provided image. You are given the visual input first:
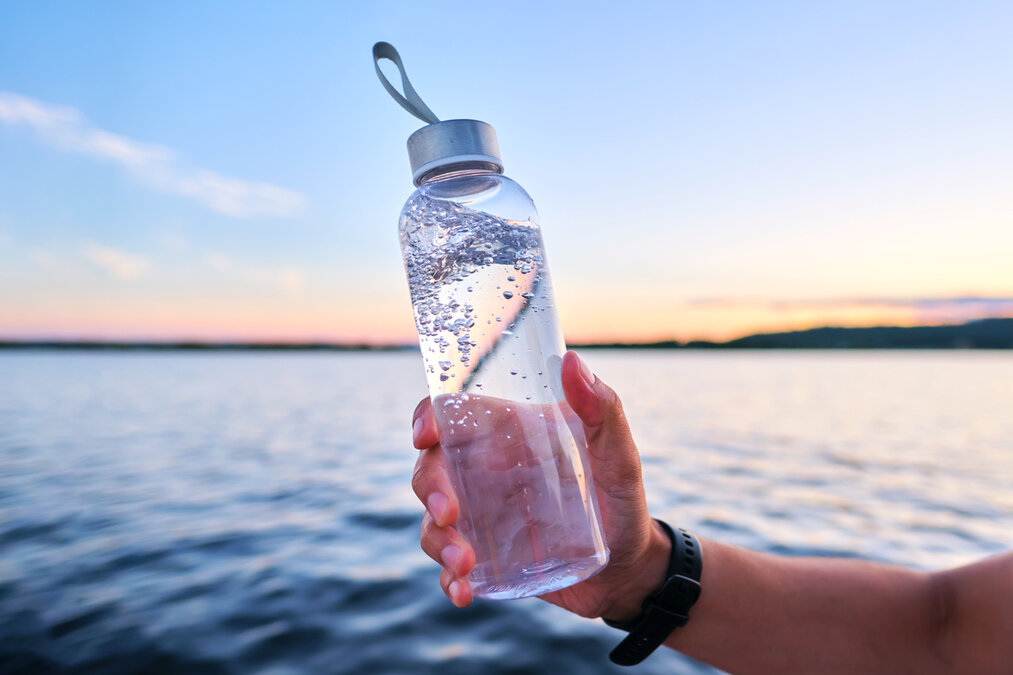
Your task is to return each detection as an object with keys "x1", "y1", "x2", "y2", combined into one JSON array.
[{"x1": 1, "y1": 1, "x2": 1011, "y2": 343}]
